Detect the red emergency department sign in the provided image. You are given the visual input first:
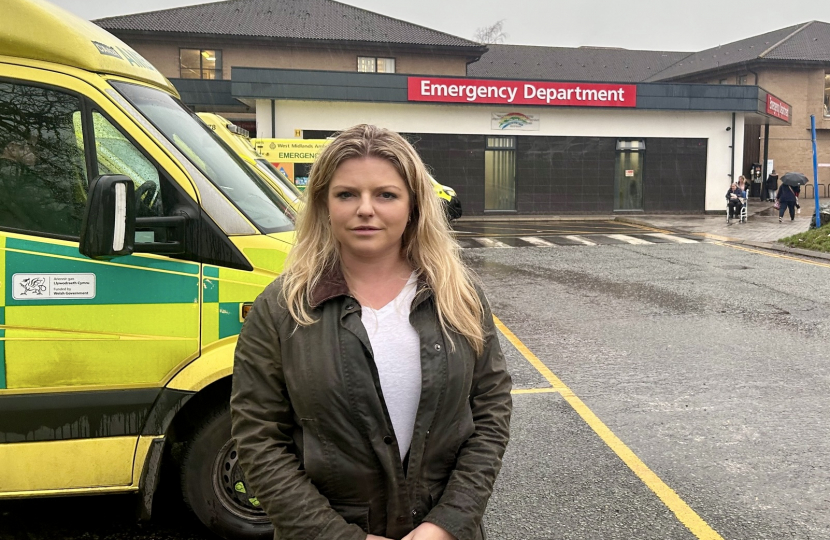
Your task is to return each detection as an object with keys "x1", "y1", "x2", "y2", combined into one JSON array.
[
  {"x1": 766, "y1": 94, "x2": 791, "y2": 122},
  {"x1": 408, "y1": 77, "x2": 637, "y2": 108}
]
